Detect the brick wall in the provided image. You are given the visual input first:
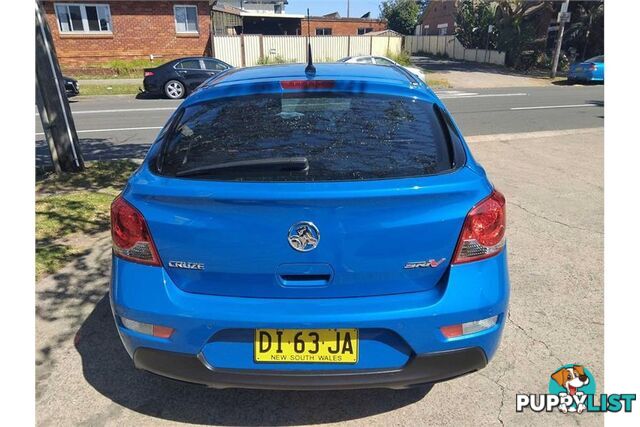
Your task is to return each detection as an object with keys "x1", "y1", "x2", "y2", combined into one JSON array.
[
  {"x1": 302, "y1": 18, "x2": 387, "y2": 36},
  {"x1": 42, "y1": 1, "x2": 211, "y2": 67},
  {"x1": 419, "y1": 0, "x2": 457, "y2": 35}
]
